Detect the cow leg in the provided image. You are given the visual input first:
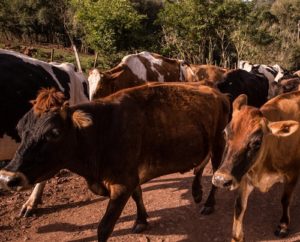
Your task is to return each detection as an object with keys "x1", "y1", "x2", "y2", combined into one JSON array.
[
  {"x1": 20, "y1": 182, "x2": 46, "y2": 217},
  {"x1": 87, "y1": 180, "x2": 109, "y2": 197},
  {"x1": 232, "y1": 181, "x2": 253, "y2": 242},
  {"x1": 201, "y1": 136, "x2": 225, "y2": 215},
  {"x1": 98, "y1": 184, "x2": 132, "y2": 242},
  {"x1": 131, "y1": 185, "x2": 148, "y2": 233},
  {"x1": 274, "y1": 177, "x2": 298, "y2": 238},
  {"x1": 192, "y1": 167, "x2": 204, "y2": 204},
  {"x1": 192, "y1": 153, "x2": 211, "y2": 205}
]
